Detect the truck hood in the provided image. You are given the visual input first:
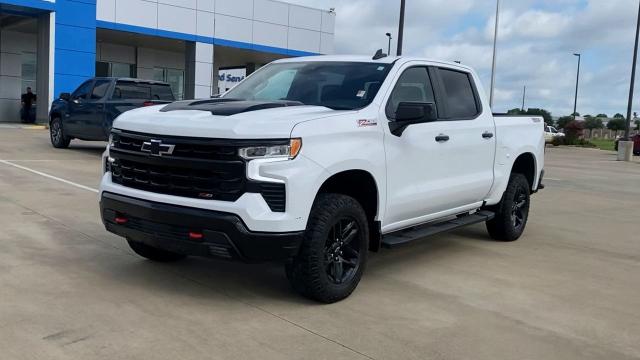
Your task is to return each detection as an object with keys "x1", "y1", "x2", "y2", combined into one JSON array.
[{"x1": 113, "y1": 102, "x2": 347, "y2": 139}]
